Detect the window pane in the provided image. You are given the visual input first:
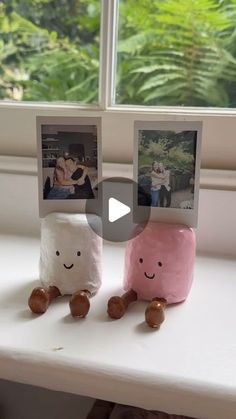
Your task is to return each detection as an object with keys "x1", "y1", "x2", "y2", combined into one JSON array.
[
  {"x1": 0, "y1": 0, "x2": 100, "y2": 102},
  {"x1": 116, "y1": 0, "x2": 236, "y2": 107}
]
